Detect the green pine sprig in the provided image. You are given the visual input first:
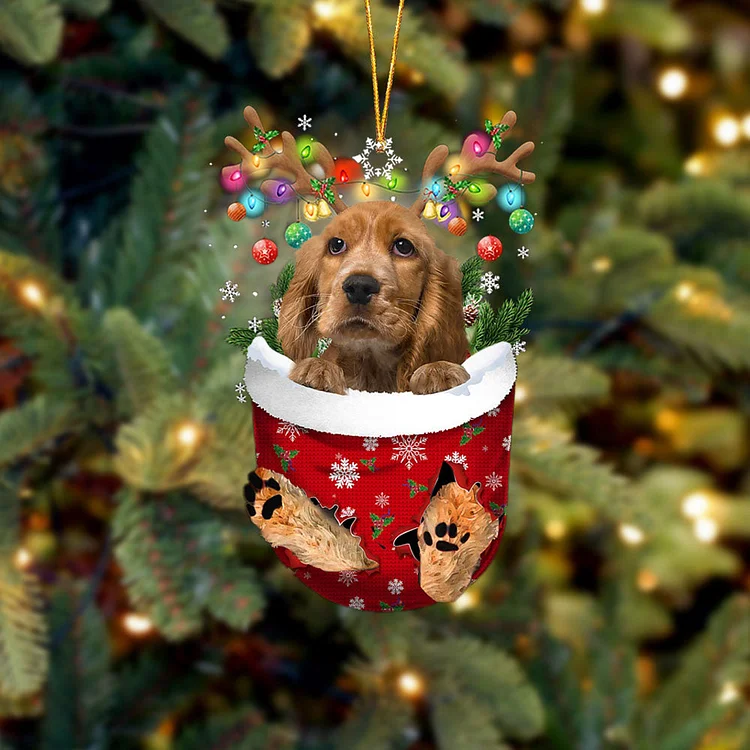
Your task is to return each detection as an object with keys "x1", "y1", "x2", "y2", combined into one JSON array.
[
  {"x1": 472, "y1": 289, "x2": 534, "y2": 352},
  {"x1": 460, "y1": 255, "x2": 486, "y2": 301}
]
